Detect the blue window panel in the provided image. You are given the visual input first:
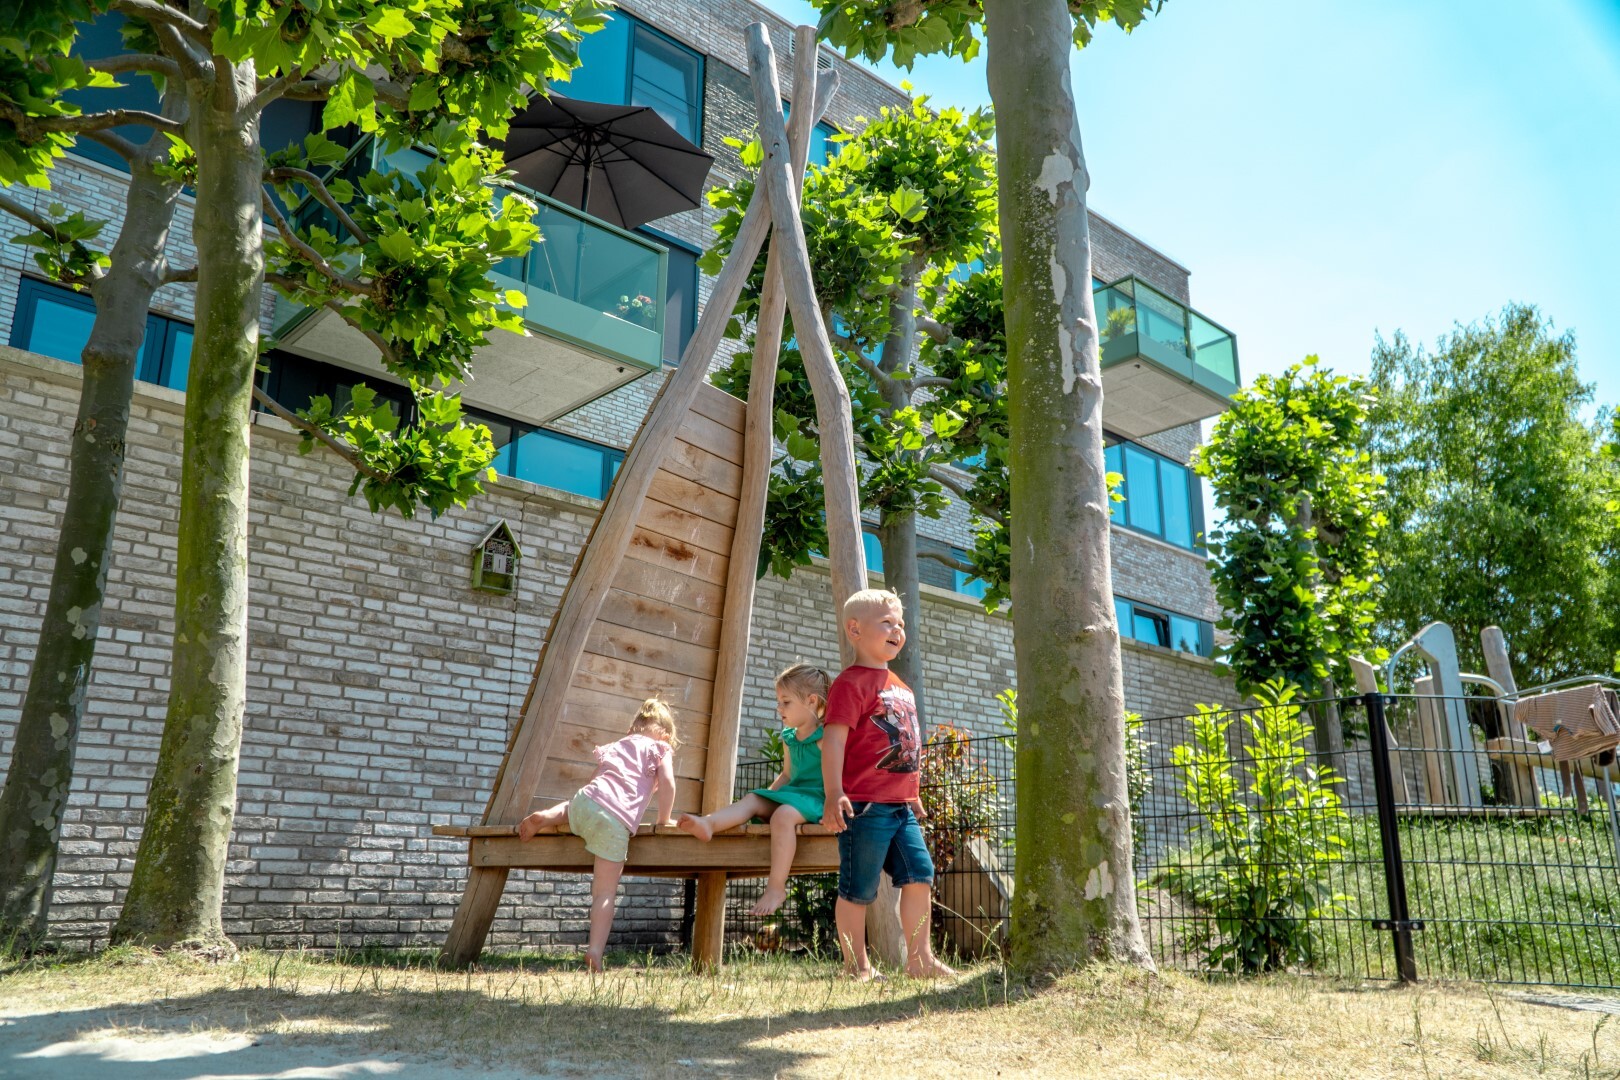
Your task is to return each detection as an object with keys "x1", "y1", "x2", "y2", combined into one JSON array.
[
  {"x1": 1133, "y1": 608, "x2": 1169, "y2": 648},
  {"x1": 862, "y1": 530, "x2": 884, "y2": 573},
  {"x1": 1124, "y1": 445, "x2": 1160, "y2": 534},
  {"x1": 950, "y1": 547, "x2": 989, "y2": 600},
  {"x1": 15, "y1": 288, "x2": 96, "y2": 363},
  {"x1": 1104, "y1": 443, "x2": 1124, "y2": 523},
  {"x1": 512, "y1": 428, "x2": 611, "y2": 499},
  {"x1": 630, "y1": 25, "x2": 703, "y2": 142},
  {"x1": 159, "y1": 325, "x2": 193, "y2": 391},
  {"x1": 1170, "y1": 614, "x2": 1204, "y2": 656},
  {"x1": 1115, "y1": 597, "x2": 1134, "y2": 638},
  {"x1": 569, "y1": 15, "x2": 631, "y2": 104},
  {"x1": 1158, "y1": 461, "x2": 1192, "y2": 548}
]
